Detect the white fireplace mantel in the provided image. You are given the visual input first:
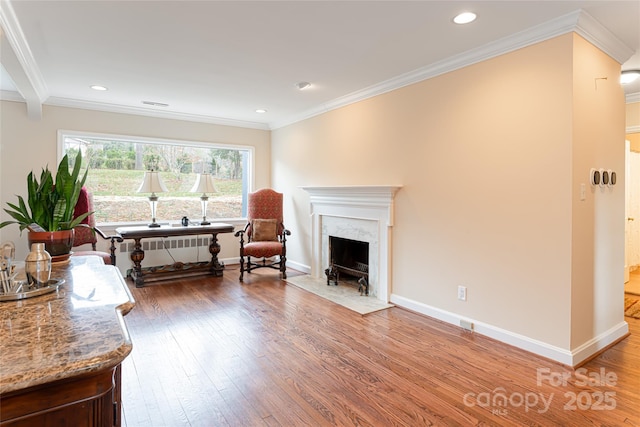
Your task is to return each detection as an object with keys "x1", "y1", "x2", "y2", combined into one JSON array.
[
  {"x1": 301, "y1": 185, "x2": 402, "y2": 302},
  {"x1": 301, "y1": 185, "x2": 402, "y2": 225}
]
